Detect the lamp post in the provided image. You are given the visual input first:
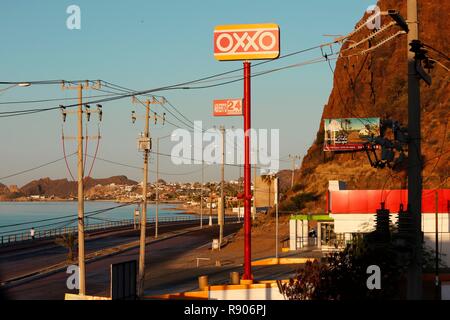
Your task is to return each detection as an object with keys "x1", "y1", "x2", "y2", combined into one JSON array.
[
  {"x1": 155, "y1": 134, "x2": 172, "y2": 239},
  {"x1": 0, "y1": 82, "x2": 31, "y2": 93}
]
